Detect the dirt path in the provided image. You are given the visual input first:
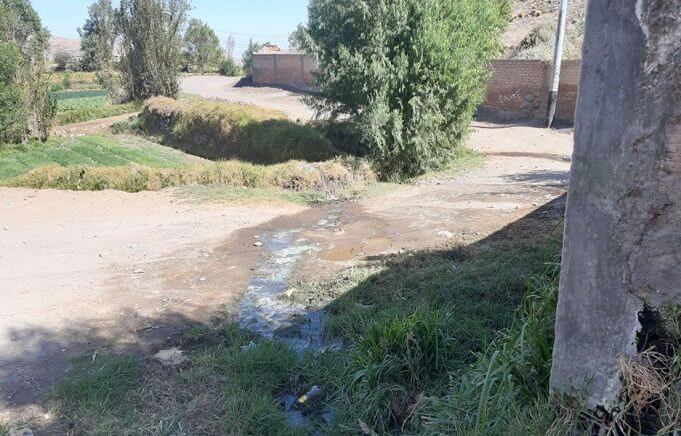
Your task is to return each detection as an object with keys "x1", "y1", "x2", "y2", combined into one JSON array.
[
  {"x1": 0, "y1": 190, "x2": 304, "y2": 422},
  {"x1": 181, "y1": 75, "x2": 317, "y2": 121},
  {"x1": 52, "y1": 112, "x2": 139, "y2": 136},
  {"x1": 1, "y1": 111, "x2": 572, "y2": 424}
]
